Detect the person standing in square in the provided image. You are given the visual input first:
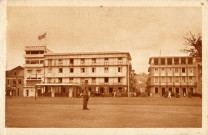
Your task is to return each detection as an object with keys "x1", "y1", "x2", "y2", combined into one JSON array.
[{"x1": 82, "y1": 81, "x2": 89, "y2": 110}]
